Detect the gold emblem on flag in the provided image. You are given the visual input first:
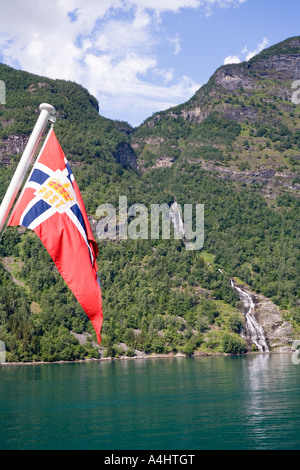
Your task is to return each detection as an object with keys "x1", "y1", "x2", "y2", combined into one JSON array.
[
  {"x1": 36, "y1": 175, "x2": 74, "y2": 210},
  {"x1": 47, "y1": 179, "x2": 74, "y2": 202}
]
